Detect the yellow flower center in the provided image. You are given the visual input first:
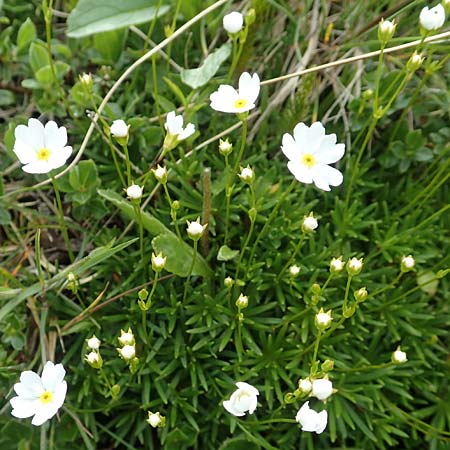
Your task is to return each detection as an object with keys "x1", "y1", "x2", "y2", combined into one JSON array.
[
  {"x1": 234, "y1": 98, "x2": 247, "y2": 109},
  {"x1": 302, "y1": 153, "x2": 316, "y2": 168},
  {"x1": 37, "y1": 148, "x2": 51, "y2": 161},
  {"x1": 40, "y1": 391, "x2": 53, "y2": 404}
]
